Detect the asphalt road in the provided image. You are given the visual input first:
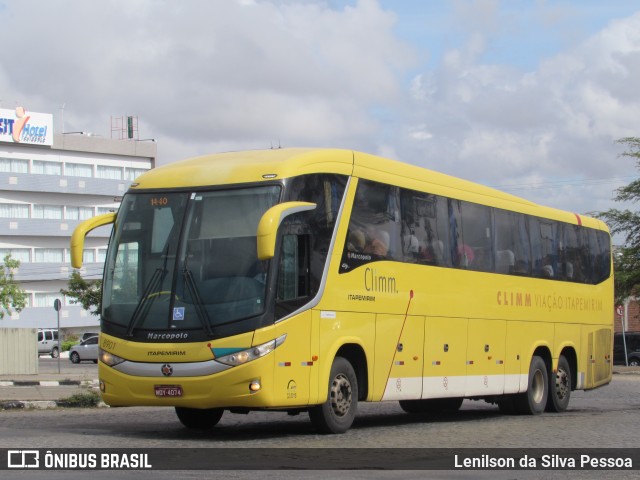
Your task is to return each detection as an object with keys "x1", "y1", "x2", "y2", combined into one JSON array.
[{"x1": 1, "y1": 371, "x2": 639, "y2": 479}]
